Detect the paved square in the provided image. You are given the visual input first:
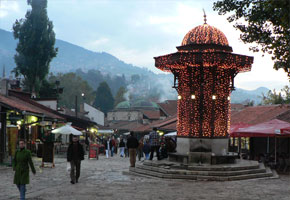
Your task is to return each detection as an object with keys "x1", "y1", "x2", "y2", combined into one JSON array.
[{"x1": 1, "y1": 155, "x2": 289, "y2": 200}]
